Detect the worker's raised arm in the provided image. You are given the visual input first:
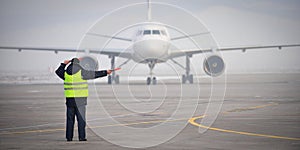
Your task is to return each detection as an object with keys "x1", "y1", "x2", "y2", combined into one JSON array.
[
  {"x1": 55, "y1": 60, "x2": 70, "y2": 80},
  {"x1": 81, "y1": 70, "x2": 108, "y2": 80}
]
